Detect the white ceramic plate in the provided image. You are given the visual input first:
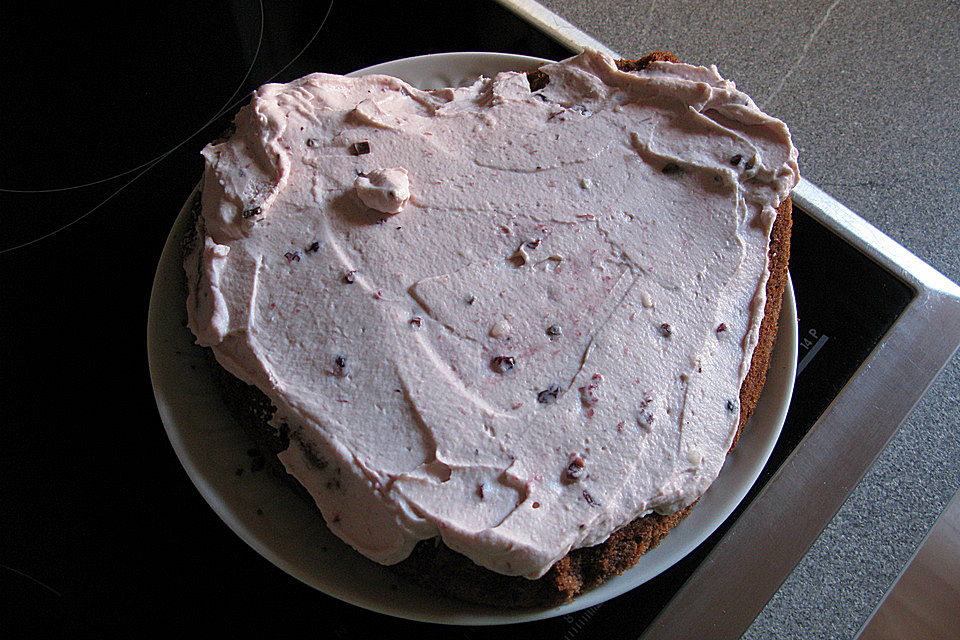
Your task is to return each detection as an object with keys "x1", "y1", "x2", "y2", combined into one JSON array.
[{"x1": 148, "y1": 52, "x2": 798, "y2": 625}]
